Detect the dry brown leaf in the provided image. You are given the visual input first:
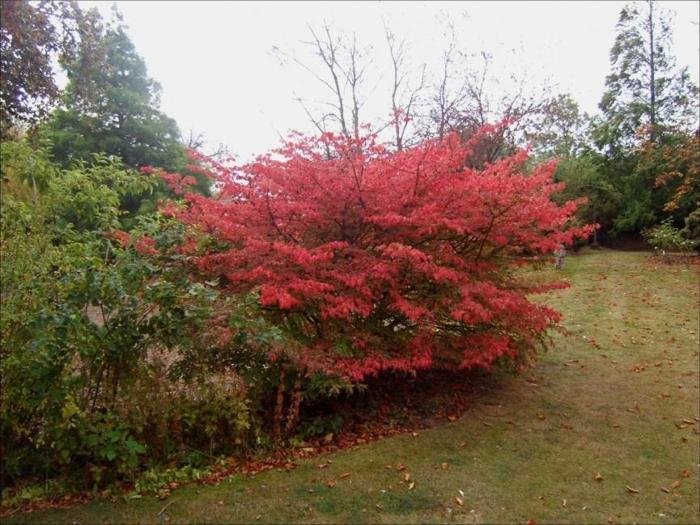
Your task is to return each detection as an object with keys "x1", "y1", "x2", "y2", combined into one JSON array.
[
  {"x1": 454, "y1": 496, "x2": 464, "y2": 506},
  {"x1": 448, "y1": 415, "x2": 458, "y2": 422},
  {"x1": 403, "y1": 472, "x2": 411, "y2": 482},
  {"x1": 660, "y1": 487, "x2": 670, "y2": 494},
  {"x1": 339, "y1": 472, "x2": 351, "y2": 479},
  {"x1": 526, "y1": 520, "x2": 537, "y2": 525},
  {"x1": 441, "y1": 462, "x2": 449, "y2": 470},
  {"x1": 681, "y1": 469, "x2": 691, "y2": 478},
  {"x1": 670, "y1": 480, "x2": 682, "y2": 489},
  {"x1": 396, "y1": 463, "x2": 406, "y2": 471},
  {"x1": 626, "y1": 485, "x2": 639, "y2": 494},
  {"x1": 537, "y1": 414, "x2": 546, "y2": 421},
  {"x1": 326, "y1": 480, "x2": 336, "y2": 488},
  {"x1": 316, "y1": 463, "x2": 328, "y2": 469},
  {"x1": 408, "y1": 481, "x2": 415, "y2": 490},
  {"x1": 595, "y1": 473, "x2": 604, "y2": 481}
]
